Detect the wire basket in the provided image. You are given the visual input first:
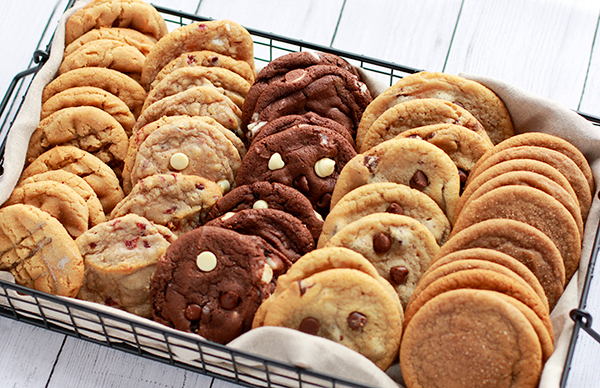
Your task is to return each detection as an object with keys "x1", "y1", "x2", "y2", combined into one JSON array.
[{"x1": 0, "y1": 3, "x2": 599, "y2": 388}]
